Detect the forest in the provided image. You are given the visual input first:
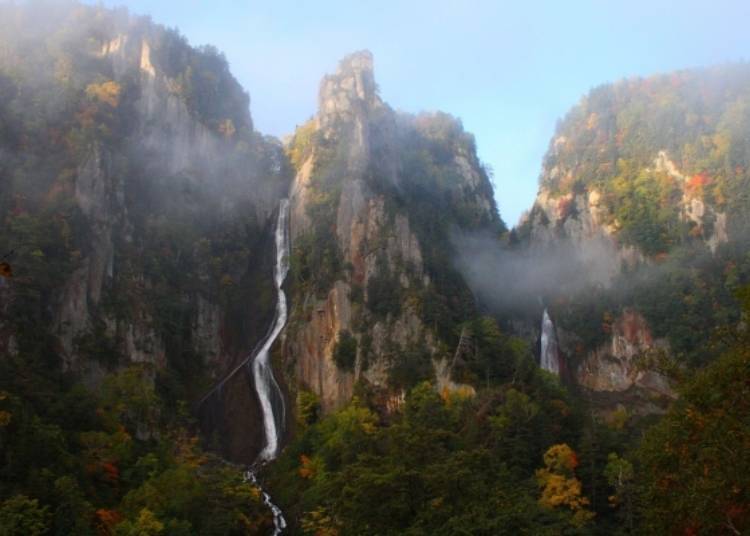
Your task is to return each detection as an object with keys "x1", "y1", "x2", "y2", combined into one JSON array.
[{"x1": 1, "y1": 2, "x2": 749, "y2": 535}]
